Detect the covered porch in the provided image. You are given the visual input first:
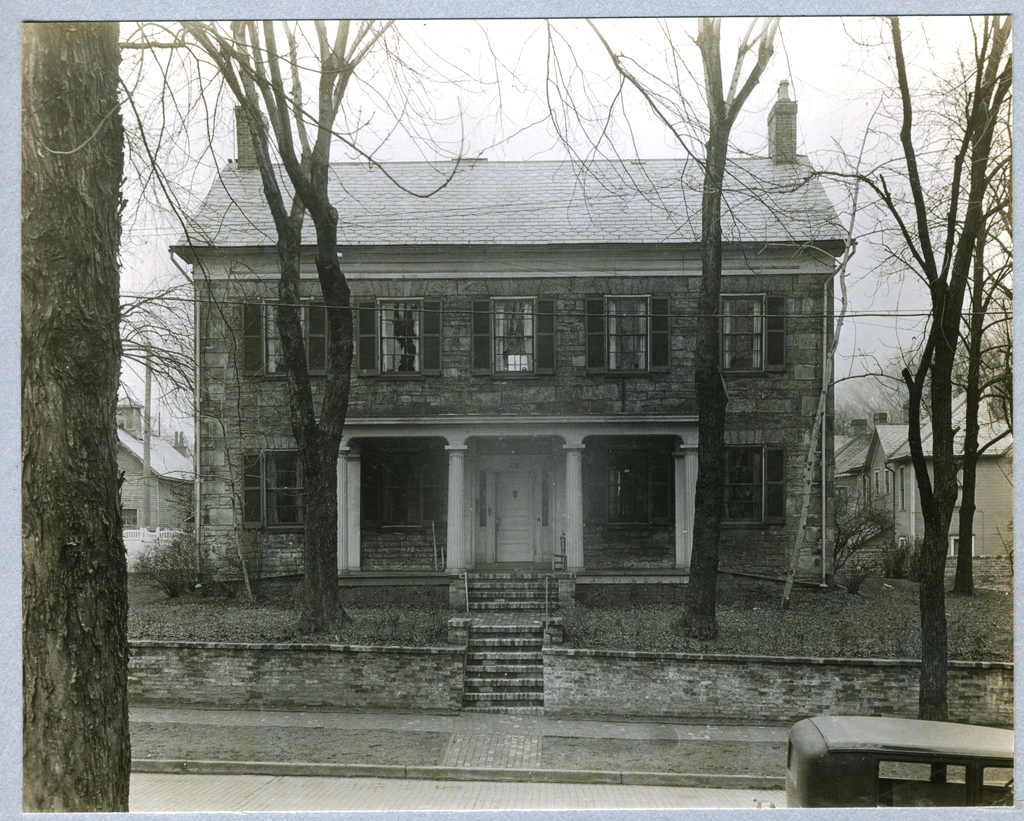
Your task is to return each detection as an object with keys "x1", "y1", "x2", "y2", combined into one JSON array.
[{"x1": 336, "y1": 415, "x2": 698, "y2": 577}]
